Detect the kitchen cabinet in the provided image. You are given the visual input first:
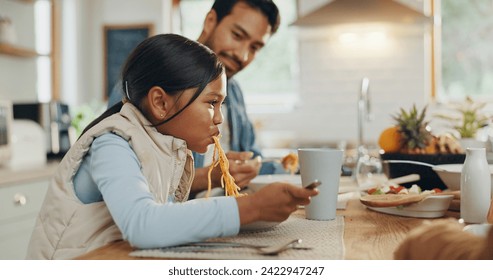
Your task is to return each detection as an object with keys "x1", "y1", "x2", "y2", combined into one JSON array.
[
  {"x1": 0, "y1": 161, "x2": 57, "y2": 259},
  {"x1": 0, "y1": 179, "x2": 49, "y2": 259}
]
